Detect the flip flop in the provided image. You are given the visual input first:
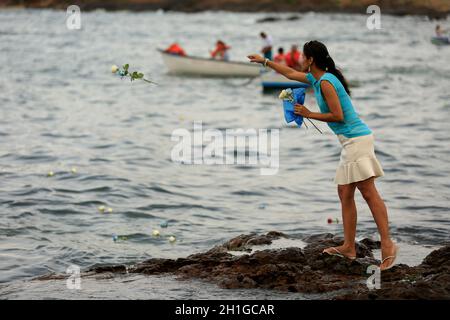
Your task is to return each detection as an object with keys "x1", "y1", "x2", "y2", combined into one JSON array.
[
  {"x1": 323, "y1": 247, "x2": 356, "y2": 260},
  {"x1": 380, "y1": 245, "x2": 399, "y2": 271}
]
